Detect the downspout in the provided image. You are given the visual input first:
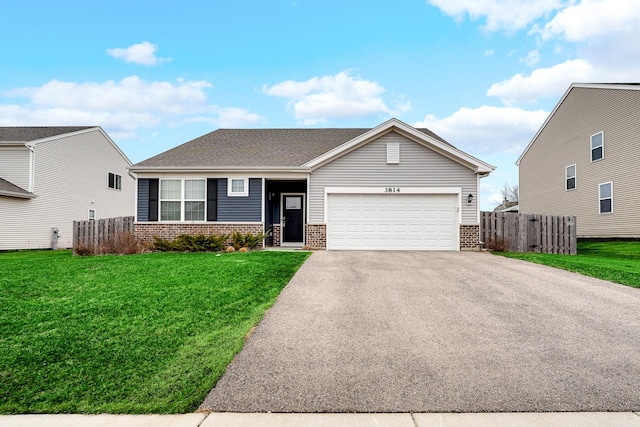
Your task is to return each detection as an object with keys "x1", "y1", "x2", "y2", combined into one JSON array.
[
  {"x1": 127, "y1": 168, "x2": 137, "y2": 222},
  {"x1": 25, "y1": 143, "x2": 36, "y2": 193}
]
